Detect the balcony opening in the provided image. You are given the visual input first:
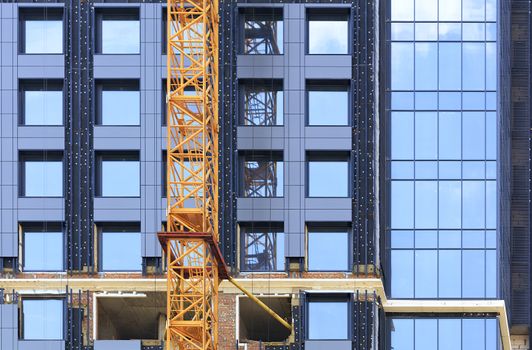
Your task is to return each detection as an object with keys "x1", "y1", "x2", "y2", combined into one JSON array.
[
  {"x1": 96, "y1": 292, "x2": 165, "y2": 341},
  {"x1": 238, "y1": 296, "x2": 291, "y2": 343}
]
